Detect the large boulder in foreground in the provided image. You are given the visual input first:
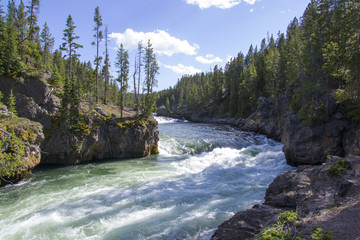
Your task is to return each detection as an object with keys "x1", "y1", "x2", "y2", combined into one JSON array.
[
  {"x1": 0, "y1": 106, "x2": 44, "y2": 186},
  {"x1": 211, "y1": 155, "x2": 360, "y2": 240}
]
